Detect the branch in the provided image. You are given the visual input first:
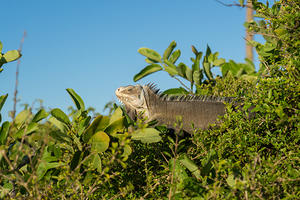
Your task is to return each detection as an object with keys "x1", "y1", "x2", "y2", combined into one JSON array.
[
  {"x1": 173, "y1": 76, "x2": 193, "y2": 94},
  {"x1": 215, "y1": 0, "x2": 253, "y2": 8}
]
